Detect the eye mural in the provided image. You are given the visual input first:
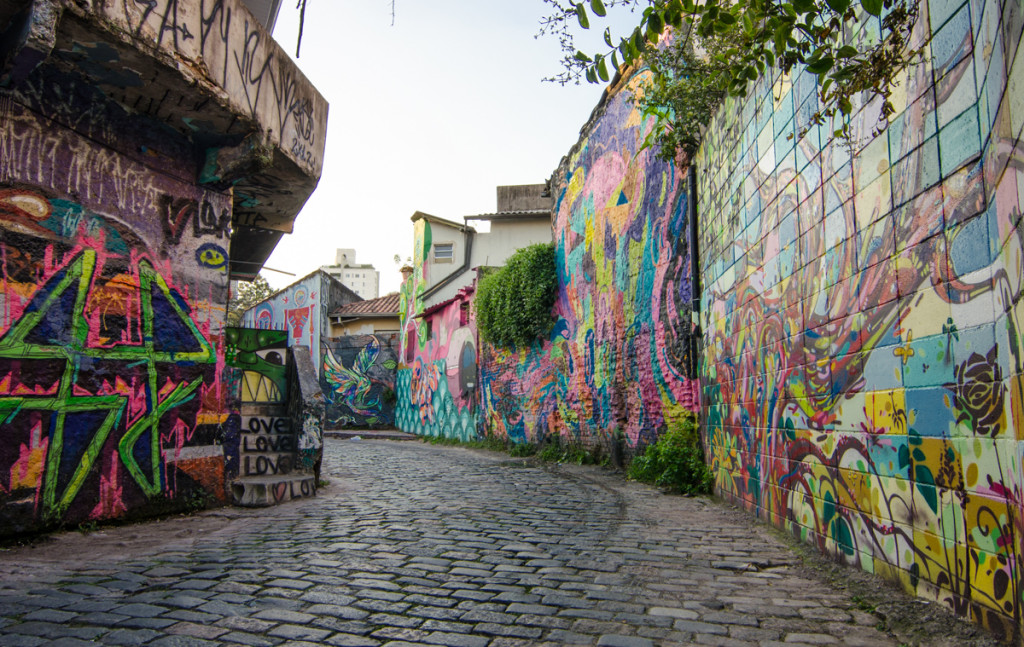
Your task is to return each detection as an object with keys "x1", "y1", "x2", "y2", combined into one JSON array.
[{"x1": 224, "y1": 328, "x2": 287, "y2": 404}]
